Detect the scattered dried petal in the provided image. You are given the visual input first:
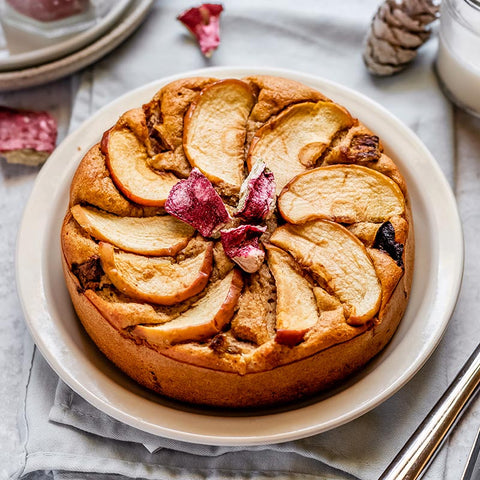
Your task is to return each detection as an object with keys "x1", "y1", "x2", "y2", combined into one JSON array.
[
  {"x1": 221, "y1": 224, "x2": 266, "y2": 273},
  {"x1": 235, "y1": 159, "x2": 276, "y2": 222},
  {"x1": 373, "y1": 220, "x2": 404, "y2": 267},
  {"x1": 0, "y1": 106, "x2": 57, "y2": 166},
  {"x1": 165, "y1": 168, "x2": 230, "y2": 237},
  {"x1": 177, "y1": 3, "x2": 223, "y2": 57}
]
